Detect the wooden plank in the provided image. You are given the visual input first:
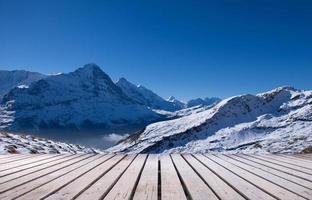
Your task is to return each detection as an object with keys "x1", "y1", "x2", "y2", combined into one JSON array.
[
  {"x1": 241, "y1": 155, "x2": 312, "y2": 181},
  {"x1": 1, "y1": 153, "x2": 311, "y2": 199},
  {"x1": 0, "y1": 154, "x2": 90, "y2": 194},
  {"x1": 251, "y1": 155, "x2": 312, "y2": 174},
  {"x1": 0, "y1": 154, "x2": 97, "y2": 200},
  {"x1": 269, "y1": 154, "x2": 312, "y2": 168},
  {"x1": 0, "y1": 154, "x2": 60, "y2": 172},
  {"x1": 0, "y1": 154, "x2": 70, "y2": 178},
  {"x1": 42, "y1": 154, "x2": 123, "y2": 200},
  {"x1": 297, "y1": 154, "x2": 312, "y2": 160},
  {"x1": 183, "y1": 154, "x2": 244, "y2": 200},
  {"x1": 132, "y1": 154, "x2": 158, "y2": 200},
  {"x1": 103, "y1": 154, "x2": 147, "y2": 200},
  {"x1": 218, "y1": 155, "x2": 312, "y2": 199},
  {"x1": 208, "y1": 155, "x2": 305, "y2": 200},
  {"x1": 0, "y1": 154, "x2": 34, "y2": 164},
  {"x1": 0, "y1": 154, "x2": 23, "y2": 160},
  {"x1": 0, "y1": 155, "x2": 74, "y2": 184},
  {"x1": 17, "y1": 154, "x2": 115, "y2": 200},
  {"x1": 194, "y1": 154, "x2": 275, "y2": 200},
  {"x1": 231, "y1": 155, "x2": 312, "y2": 190},
  {"x1": 171, "y1": 154, "x2": 218, "y2": 200},
  {"x1": 75, "y1": 154, "x2": 137, "y2": 200},
  {"x1": 281, "y1": 154, "x2": 312, "y2": 164},
  {"x1": 160, "y1": 154, "x2": 187, "y2": 200}
]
